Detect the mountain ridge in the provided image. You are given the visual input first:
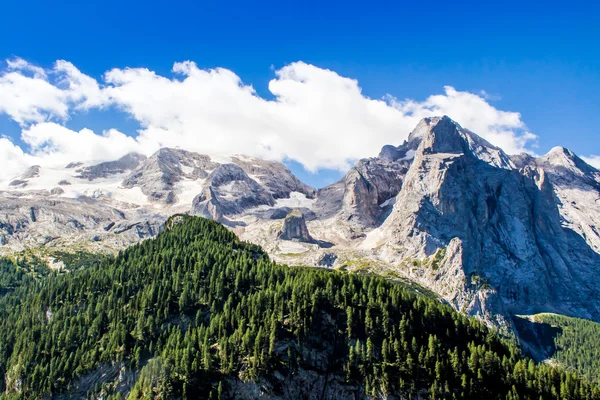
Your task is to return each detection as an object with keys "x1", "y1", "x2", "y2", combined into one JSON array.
[{"x1": 1, "y1": 115, "x2": 599, "y2": 335}]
